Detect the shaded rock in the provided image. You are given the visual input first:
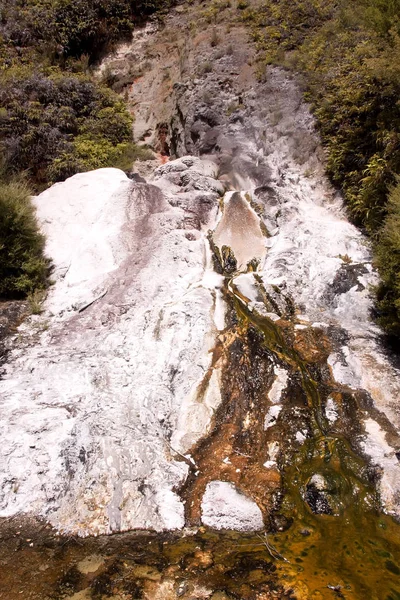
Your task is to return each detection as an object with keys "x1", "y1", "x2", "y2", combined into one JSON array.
[
  {"x1": 199, "y1": 128, "x2": 221, "y2": 154},
  {"x1": 127, "y1": 172, "x2": 147, "y2": 183},
  {"x1": 325, "y1": 262, "x2": 368, "y2": 305},
  {"x1": 221, "y1": 245, "x2": 237, "y2": 274},
  {"x1": 304, "y1": 474, "x2": 339, "y2": 516},
  {"x1": 194, "y1": 107, "x2": 220, "y2": 127},
  {"x1": 180, "y1": 171, "x2": 225, "y2": 195},
  {"x1": 254, "y1": 185, "x2": 279, "y2": 207}
]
